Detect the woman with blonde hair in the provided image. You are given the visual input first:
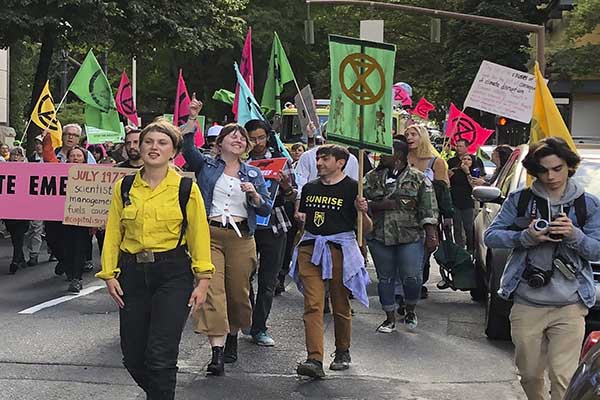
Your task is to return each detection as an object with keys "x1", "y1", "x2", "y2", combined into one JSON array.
[
  {"x1": 403, "y1": 124, "x2": 453, "y2": 299},
  {"x1": 182, "y1": 96, "x2": 271, "y2": 376}
]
